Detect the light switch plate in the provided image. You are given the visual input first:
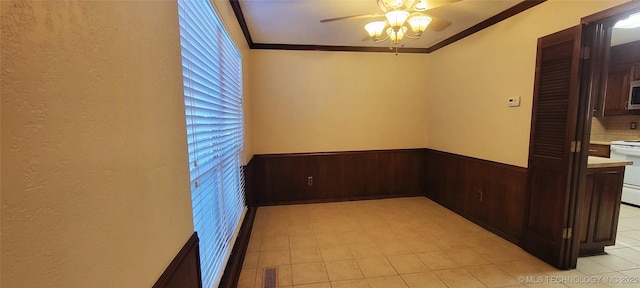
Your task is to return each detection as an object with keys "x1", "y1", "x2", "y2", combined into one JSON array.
[{"x1": 508, "y1": 96, "x2": 521, "y2": 107}]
